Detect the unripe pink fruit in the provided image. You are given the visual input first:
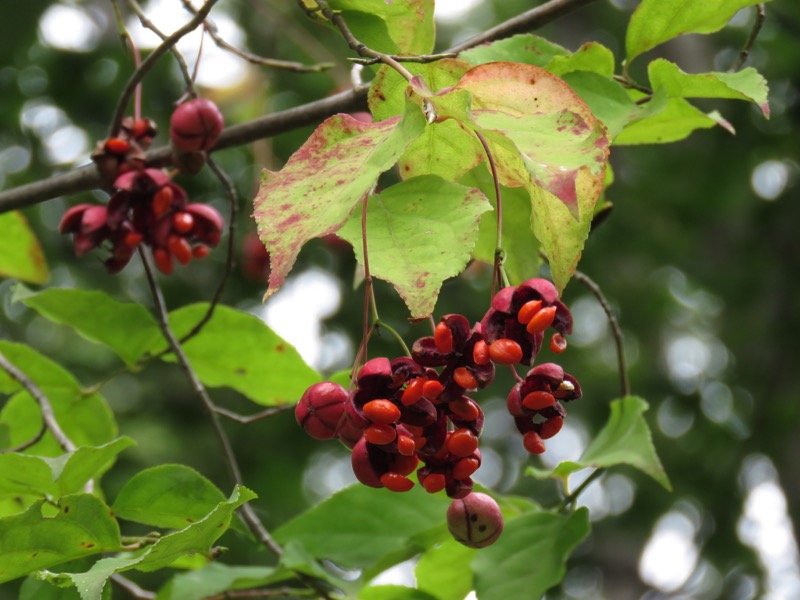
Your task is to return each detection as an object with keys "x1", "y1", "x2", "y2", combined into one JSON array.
[
  {"x1": 447, "y1": 492, "x2": 504, "y2": 548},
  {"x1": 295, "y1": 382, "x2": 349, "y2": 440},
  {"x1": 170, "y1": 98, "x2": 224, "y2": 152}
]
